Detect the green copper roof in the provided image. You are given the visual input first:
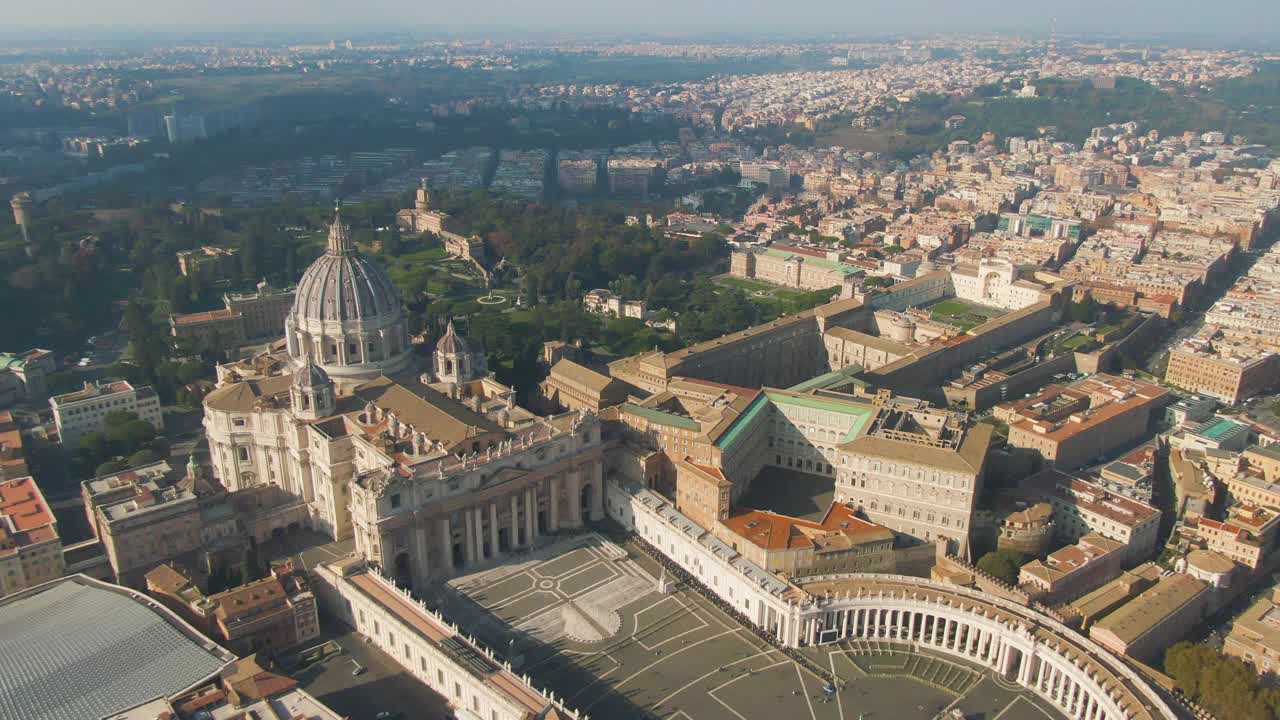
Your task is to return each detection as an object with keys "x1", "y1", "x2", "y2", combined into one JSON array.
[
  {"x1": 714, "y1": 394, "x2": 770, "y2": 451},
  {"x1": 764, "y1": 391, "x2": 876, "y2": 442},
  {"x1": 714, "y1": 389, "x2": 878, "y2": 451},
  {"x1": 787, "y1": 366, "x2": 867, "y2": 393},
  {"x1": 619, "y1": 403, "x2": 701, "y2": 432},
  {"x1": 762, "y1": 248, "x2": 862, "y2": 276}
]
